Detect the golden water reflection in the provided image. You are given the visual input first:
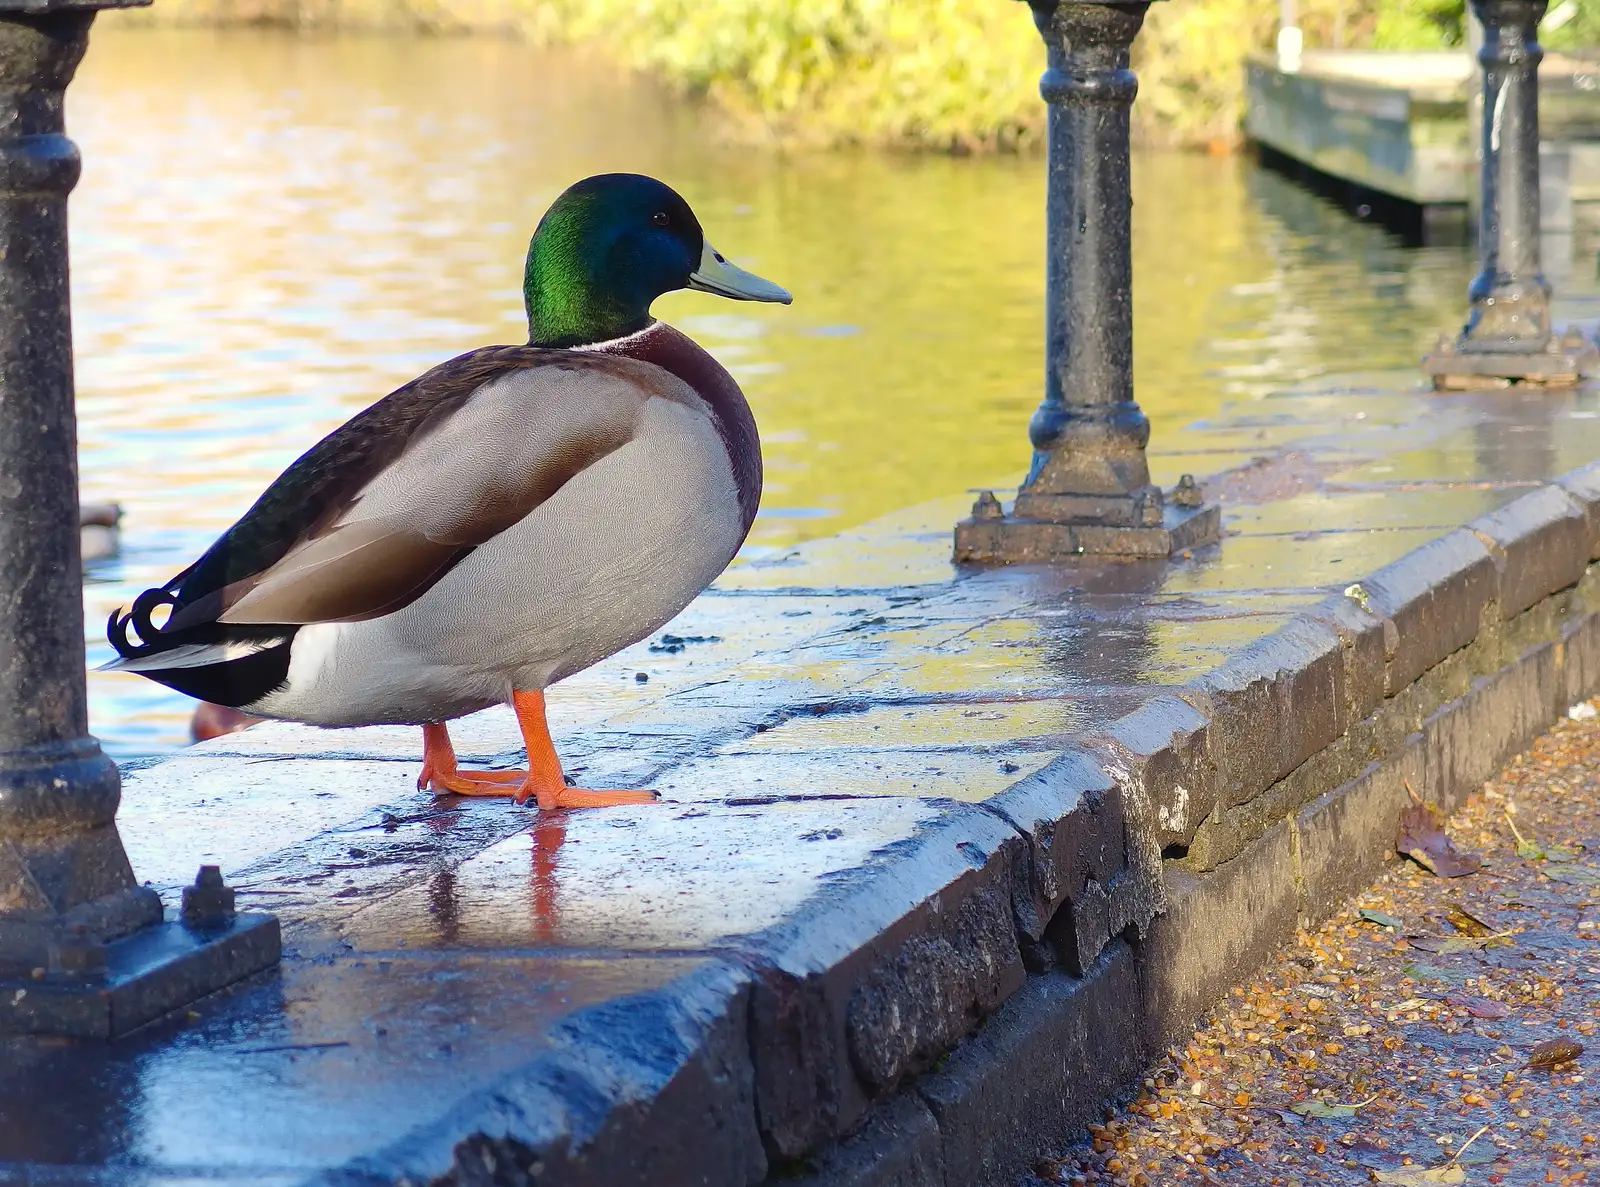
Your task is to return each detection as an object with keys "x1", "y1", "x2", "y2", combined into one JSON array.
[{"x1": 72, "y1": 27, "x2": 1508, "y2": 755}]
